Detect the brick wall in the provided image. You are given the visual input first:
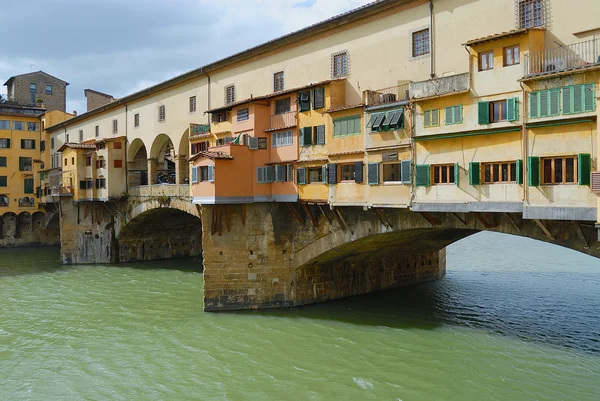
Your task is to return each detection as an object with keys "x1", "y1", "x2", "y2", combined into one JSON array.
[{"x1": 8, "y1": 72, "x2": 67, "y2": 112}]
